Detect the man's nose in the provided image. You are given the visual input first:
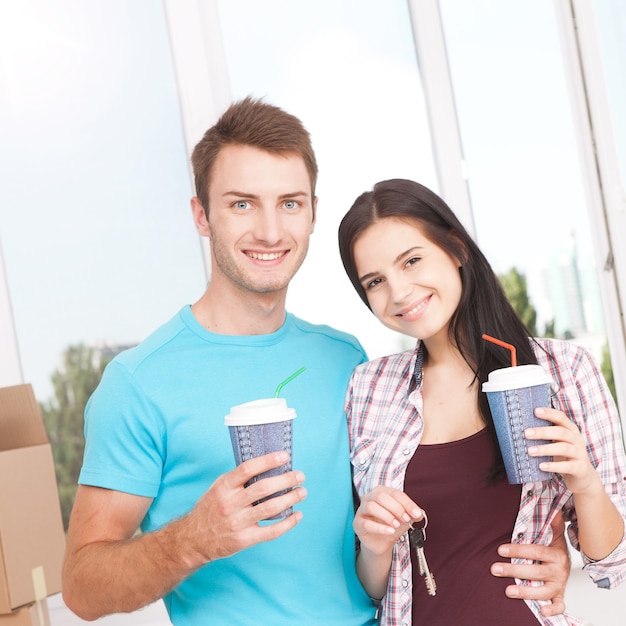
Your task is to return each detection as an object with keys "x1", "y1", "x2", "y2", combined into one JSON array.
[{"x1": 253, "y1": 209, "x2": 282, "y2": 244}]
